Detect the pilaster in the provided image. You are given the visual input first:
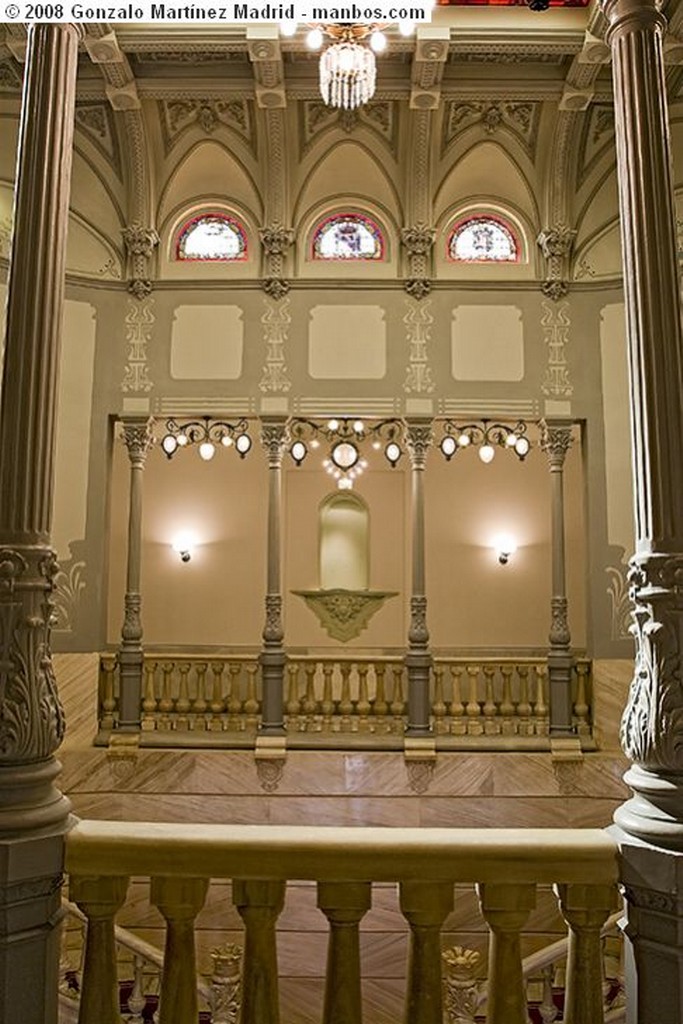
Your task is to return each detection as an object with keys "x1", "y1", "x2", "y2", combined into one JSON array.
[
  {"x1": 405, "y1": 419, "x2": 433, "y2": 736},
  {"x1": 259, "y1": 418, "x2": 288, "y2": 735}
]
